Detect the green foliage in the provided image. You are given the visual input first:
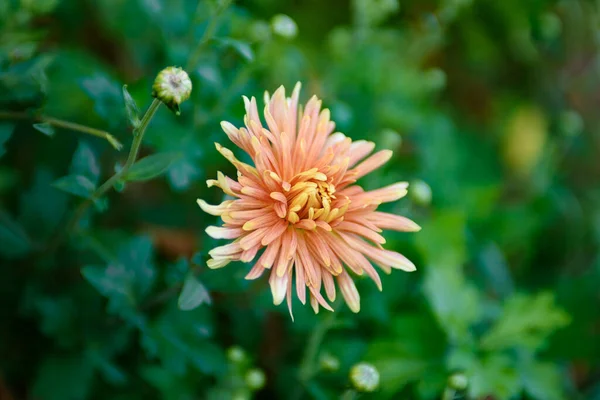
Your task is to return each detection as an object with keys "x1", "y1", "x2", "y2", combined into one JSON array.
[{"x1": 0, "y1": 0, "x2": 597, "y2": 399}]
